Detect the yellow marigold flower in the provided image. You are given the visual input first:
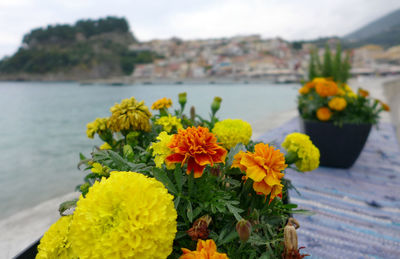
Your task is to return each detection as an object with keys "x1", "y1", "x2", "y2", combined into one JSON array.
[
  {"x1": 86, "y1": 117, "x2": 108, "y2": 139},
  {"x1": 232, "y1": 143, "x2": 287, "y2": 201},
  {"x1": 282, "y1": 133, "x2": 320, "y2": 172},
  {"x1": 358, "y1": 88, "x2": 369, "y2": 98},
  {"x1": 37, "y1": 215, "x2": 74, "y2": 259},
  {"x1": 298, "y1": 86, "x2": 310, "y2": 95},
  {"x1": 315, "y1": 80, "x2": 338, "y2": 97},
  {"x1": 212, "y1": 119, "x2": 252, "y2": 149},
  {"x1": 151, "y1": 97, "x2": 172, "y2": 110},
  {"x1": 316, "y1": 107, "x2": 332, "y2": 121},
  {"x1": 99, "y1": 142, "x2": 112, "y2": 150},
  {"x1": 342, "y1": 84, "x2": 357, "y2": 98},
  {"x1": 150, "y1": 131, "x2": 175, "y2": 169},
  {"x1": 108, "y1": 97, "x2": 152, "y2": 132},
  {"x1": 180, "y1": 239, "x2": 229, "y2": 259},
  {"x1": 155, "y1": 115, "x2": 183, "y2": 133},
  {"x1": 328, "y1": 97, "x2": 347, "y2": 111},
  {"x1": 69, "y1": 171, "x2": 177, "y2": 259}
]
